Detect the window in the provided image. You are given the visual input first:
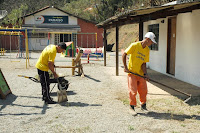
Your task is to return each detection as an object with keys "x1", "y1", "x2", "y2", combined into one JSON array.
[
  {"x1": 55, "y1": 34, "x2": 75, "y2": 45},
  {"x1": 148, "y1": 24, "x2": 159, "y2": 50}
]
